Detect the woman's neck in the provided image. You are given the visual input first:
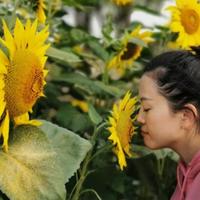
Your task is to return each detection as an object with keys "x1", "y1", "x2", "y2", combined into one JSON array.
[{"x1": 173, "y1": 132, "x2": 200, "y2": 164}]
